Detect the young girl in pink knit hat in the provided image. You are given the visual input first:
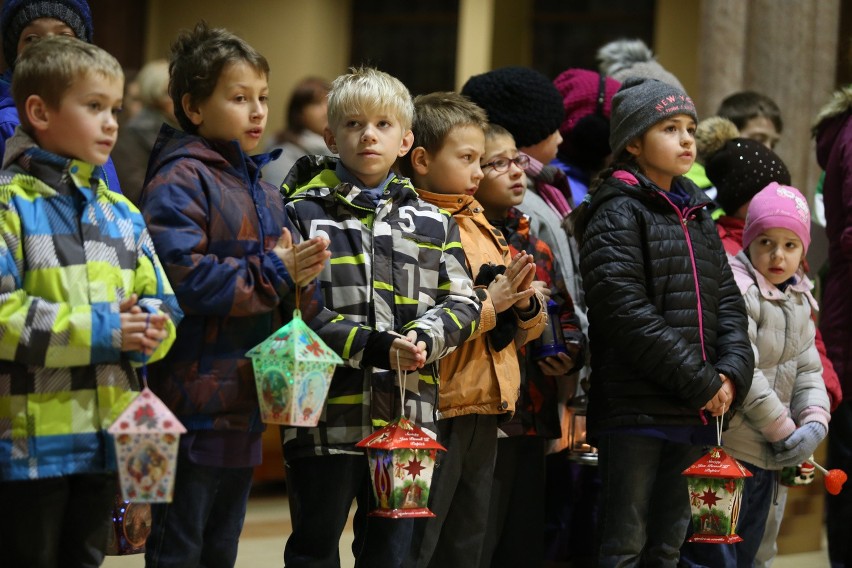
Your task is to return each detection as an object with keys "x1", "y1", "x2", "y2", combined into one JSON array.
[{"x1": 681, "y1": 182, "x2": 830, "y2": 566}]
